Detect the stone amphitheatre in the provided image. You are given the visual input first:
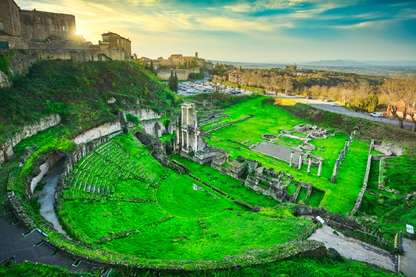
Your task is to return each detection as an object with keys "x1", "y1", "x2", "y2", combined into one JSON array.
[{"x1": 0, "y1": 60, "x2": 415, "y2": 276}]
